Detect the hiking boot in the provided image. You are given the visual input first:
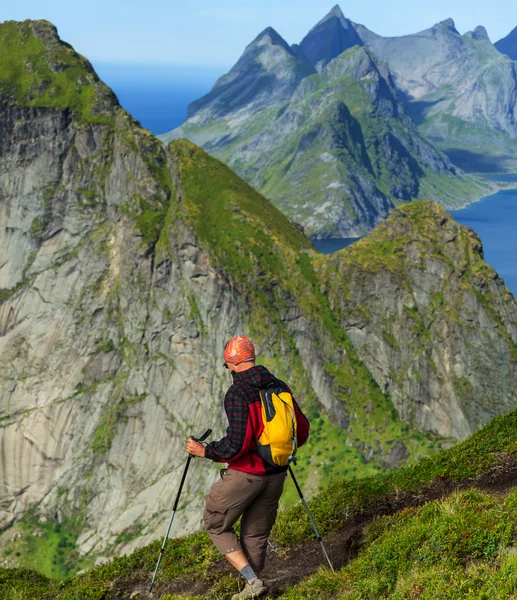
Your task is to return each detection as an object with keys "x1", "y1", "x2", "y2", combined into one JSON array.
[{"x1": 231, "y1": 578, "x2": 268, "y2": 599}]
